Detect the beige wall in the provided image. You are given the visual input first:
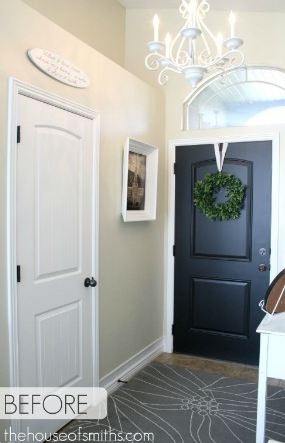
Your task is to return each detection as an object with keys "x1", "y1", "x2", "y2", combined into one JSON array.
[
  {"x1": 22, "y1": 0, "x2": 126, "y2": 66},
  {"x1": 0, "y1": 2, "x2": 164, "y2": 436}
]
